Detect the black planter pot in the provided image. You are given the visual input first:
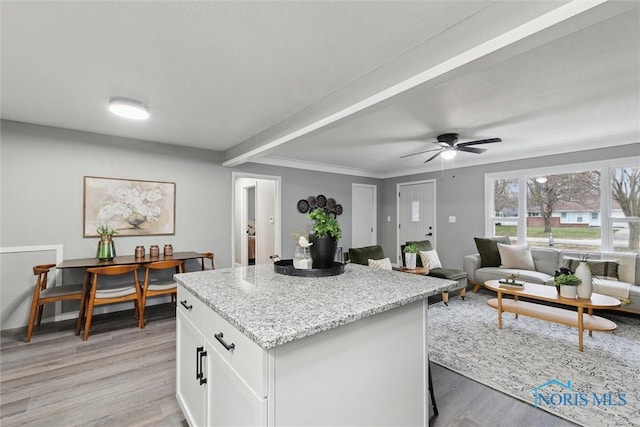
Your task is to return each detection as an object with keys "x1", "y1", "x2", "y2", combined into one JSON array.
[{"x1": 309, "y1": 234, "x2": 338, "y2": 269}]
